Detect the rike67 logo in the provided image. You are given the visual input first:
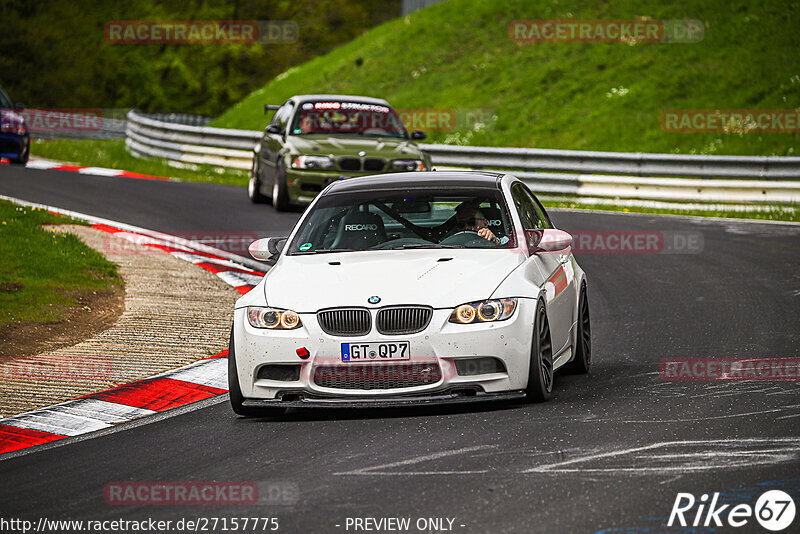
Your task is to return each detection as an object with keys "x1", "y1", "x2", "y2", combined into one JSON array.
[{"x1": 669, "y1": 490, "x2": 796, "y2": 531}]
